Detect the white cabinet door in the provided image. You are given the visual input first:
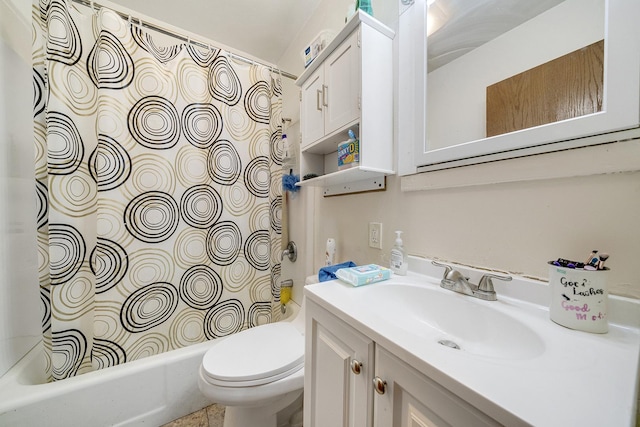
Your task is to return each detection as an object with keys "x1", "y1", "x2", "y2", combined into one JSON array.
[
  {"x1": 324, "y1": 29, "x2": 360, "y2": 135},
  {"x1": 300, "y1": 29, "x2": 360, "y2": 148},
  {"x1": 305, "y1": 301, "x2": 374, "y2": 427},
  {"x1": 300, "y1": 67, "x2": 325, "y2": 147},
  {"x1": 373, "y1": 347, "x2": 500, "y2": 427}
]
